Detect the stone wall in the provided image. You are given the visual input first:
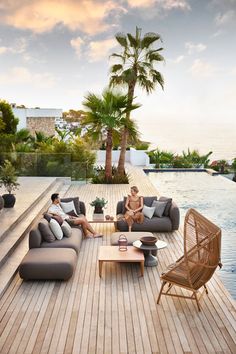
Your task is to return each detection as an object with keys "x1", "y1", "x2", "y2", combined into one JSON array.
[{"x1": 27, "y1": 117, "x2": 55, "y2": 136}]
